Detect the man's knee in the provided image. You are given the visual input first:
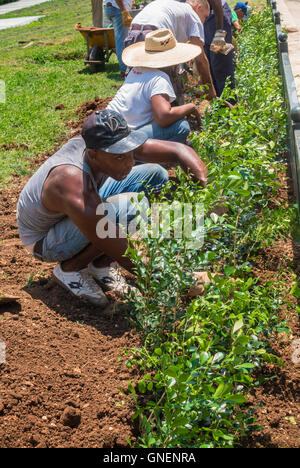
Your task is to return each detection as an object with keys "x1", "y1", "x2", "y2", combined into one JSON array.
[
  {"x1": 177, "y1": 119, "x2": 191, "y2": 138},
  {"x1": 150, "y1": 163, "x2": 169, "y2": 183},
  {"x1": 143, "y1": 163, "x2": 169, "y2": 193}
]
